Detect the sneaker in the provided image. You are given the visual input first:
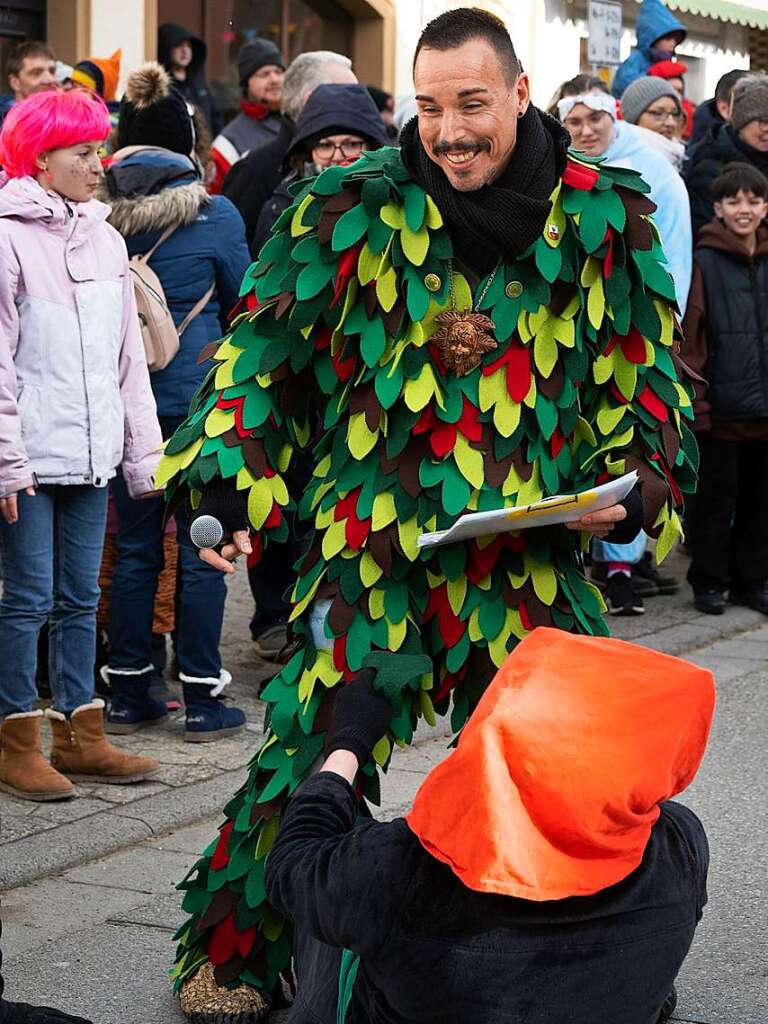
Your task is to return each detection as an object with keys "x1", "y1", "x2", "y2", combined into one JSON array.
[
  {"x1": 730, "y1": 582, "x2": 768, "y2": 615},
  {"x1": 606, "y1": 572, "x2": 645, "y2": 616},
  {"x1": 694, "y1": 590, "x2": 726, "y2": 615},
  {"x1": 633, "y1": 553, "x2": 680, "y2": 596},
  {"x1": 252, "y1": 623, "x2": 289, "y2": 661}
]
